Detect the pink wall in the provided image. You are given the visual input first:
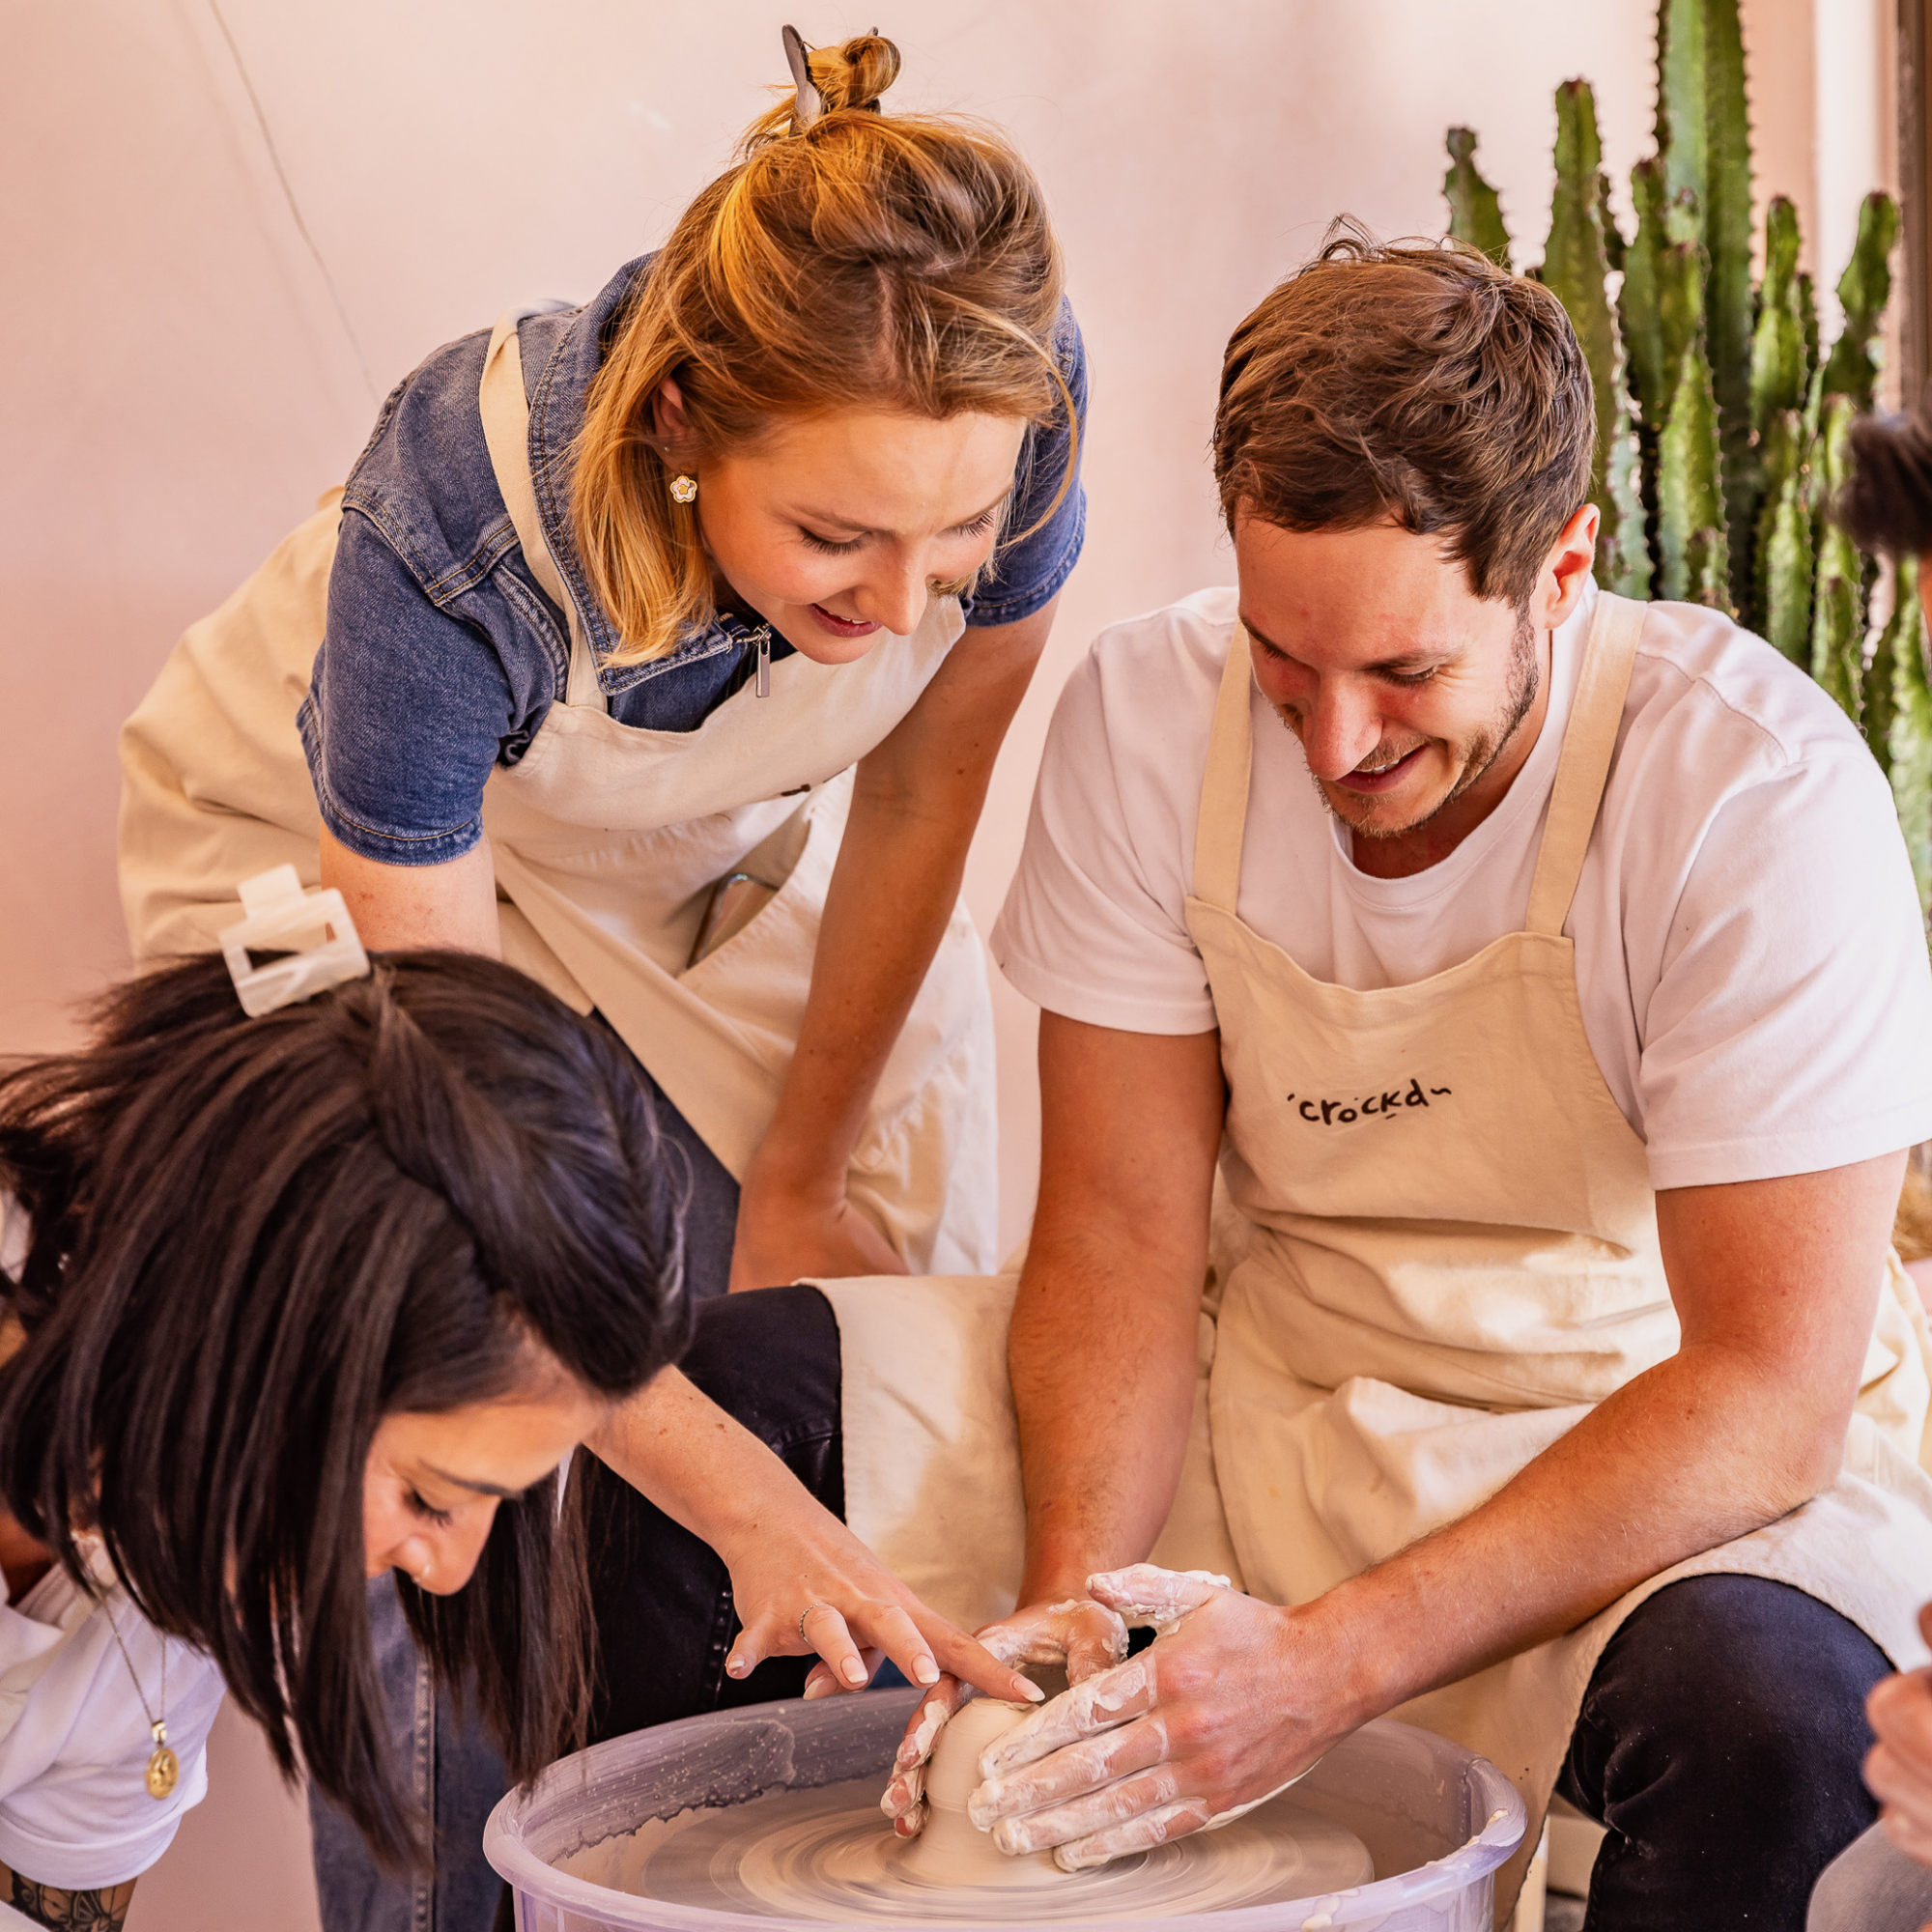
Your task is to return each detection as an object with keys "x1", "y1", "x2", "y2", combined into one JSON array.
[{"x1": 0, "y1": 5, "x2": 1880, "y2": 1927}]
